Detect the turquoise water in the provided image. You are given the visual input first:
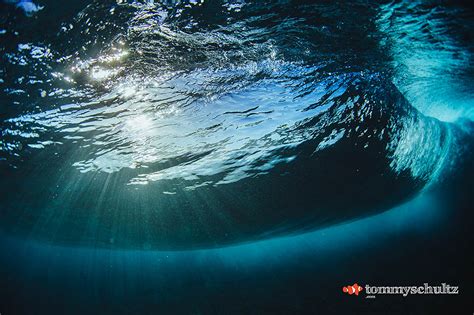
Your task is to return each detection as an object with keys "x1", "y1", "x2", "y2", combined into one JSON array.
[{"x1": 0, "y1": 0, "x2": 473, "y2": 313}]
